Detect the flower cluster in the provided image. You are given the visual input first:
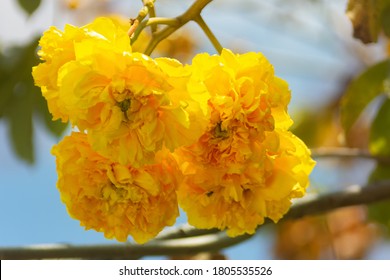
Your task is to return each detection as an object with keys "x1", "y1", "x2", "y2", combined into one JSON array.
[
  {"x1": 52, "y1": 132, "x2": 180, "y2": 243},
  {"x1": 175, "y1": 51, "x2": 315, "y2": 236},
  {"x1": 33, "y1": 17, "x2": 315, "y2": 243}
]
